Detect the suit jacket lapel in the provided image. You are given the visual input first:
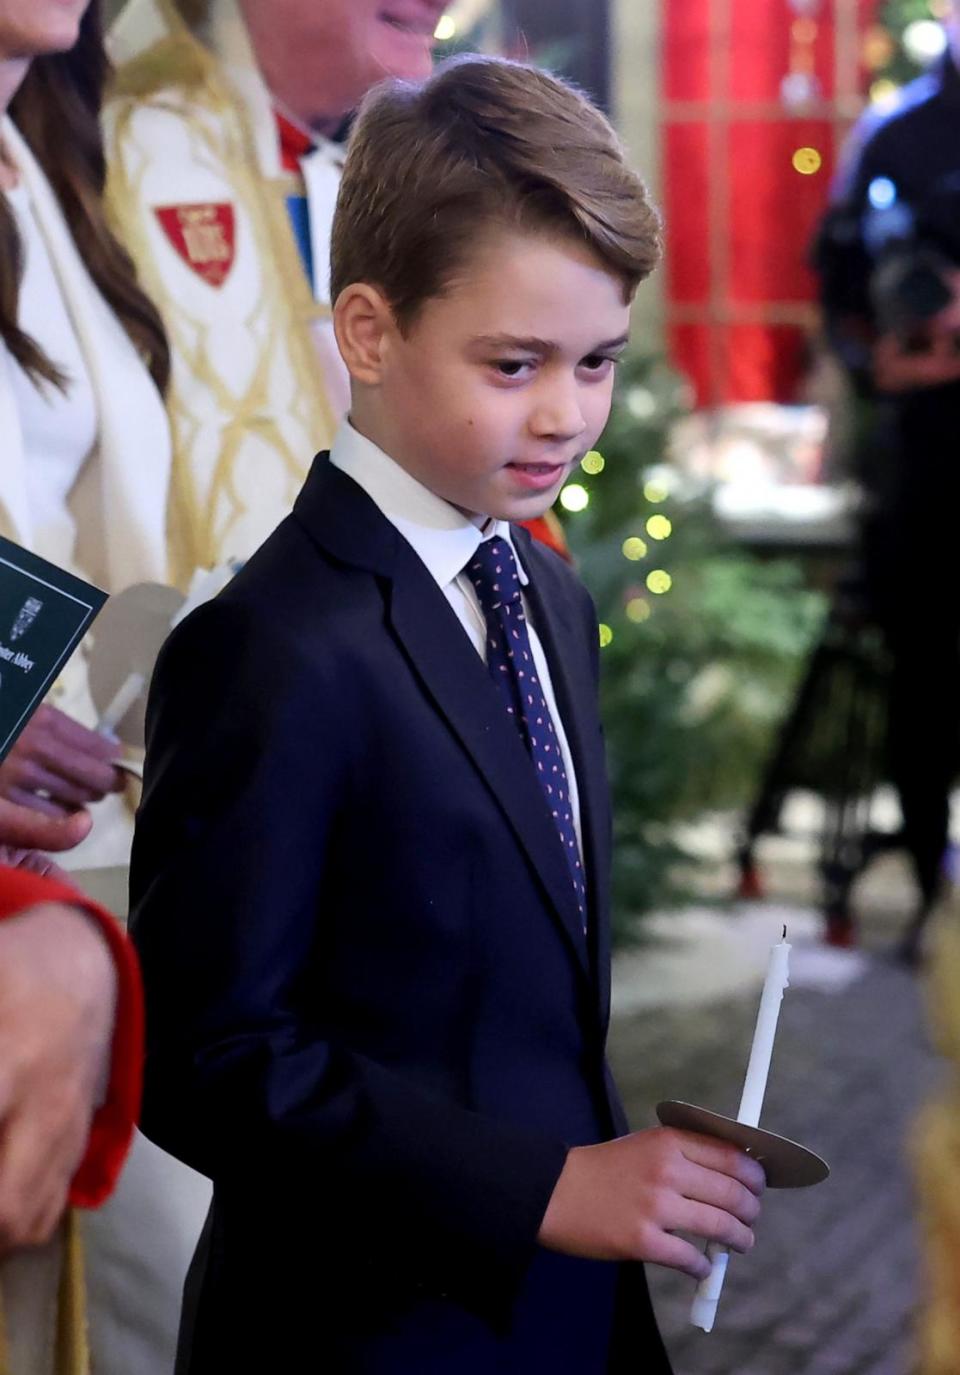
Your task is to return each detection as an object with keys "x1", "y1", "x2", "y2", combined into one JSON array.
[{"x1": 294, "y1": 456, "x2": 592, "y2": 981}]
